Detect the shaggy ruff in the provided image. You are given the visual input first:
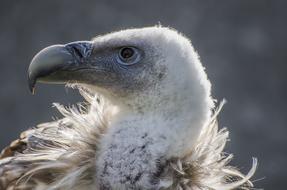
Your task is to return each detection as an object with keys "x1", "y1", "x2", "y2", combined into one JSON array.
[{"x1": 0, "y1": 87, "x2": 257, "y2": 190}]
